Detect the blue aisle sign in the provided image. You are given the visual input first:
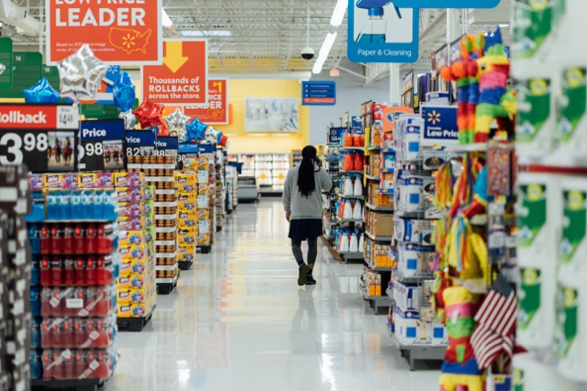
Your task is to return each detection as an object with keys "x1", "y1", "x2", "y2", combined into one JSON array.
[
  {"x1": 328, "y1": 127, "x2": 346, "y2": 144},
  {"x1": 351, "y1": 116, "x2": 363, "y2": 133},
  {"x1": 302, "y1": 81, "x2": 336, "y2": 106},
  {"x1": 393, "y1": 0, "x2": 499, "y2": 8},
  {"x1": 348, "y1": 0, "x2": 419, "y2": 63},
  {"x1": 421, "y1": 106, "x2": 459, "y2": 146},
  {"x1": 79, "y1": 119, "x2": 126, "y2": 171}
]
